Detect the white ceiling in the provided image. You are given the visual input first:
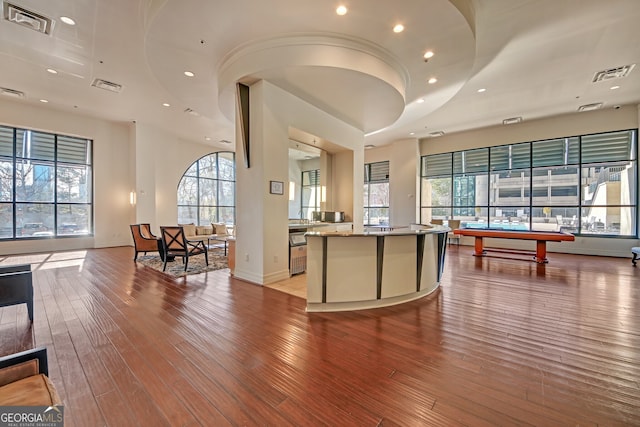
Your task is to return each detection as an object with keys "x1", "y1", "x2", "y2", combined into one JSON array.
[{"x1": 0, "y1": 0, "x2": 639, "y2": 150}]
